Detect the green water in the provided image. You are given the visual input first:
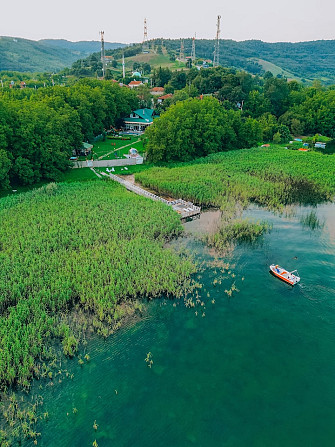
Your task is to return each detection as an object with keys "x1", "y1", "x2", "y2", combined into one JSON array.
[{"x1": 27, "y1": 204, "x2": 335, "y2": 447}]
